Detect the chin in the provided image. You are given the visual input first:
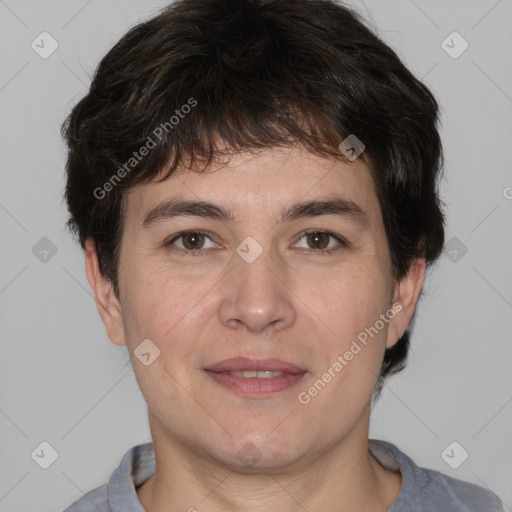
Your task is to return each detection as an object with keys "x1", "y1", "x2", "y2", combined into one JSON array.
[{"x1": 209, "y1": 433, "x2": 307, "y2": 472}]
